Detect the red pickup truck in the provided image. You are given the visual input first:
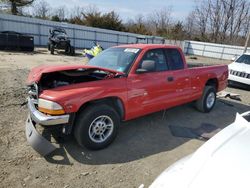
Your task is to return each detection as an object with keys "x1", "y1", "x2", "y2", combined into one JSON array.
[{"x1": 26, "y1": 44, "x2": 228, "y2": 156}]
